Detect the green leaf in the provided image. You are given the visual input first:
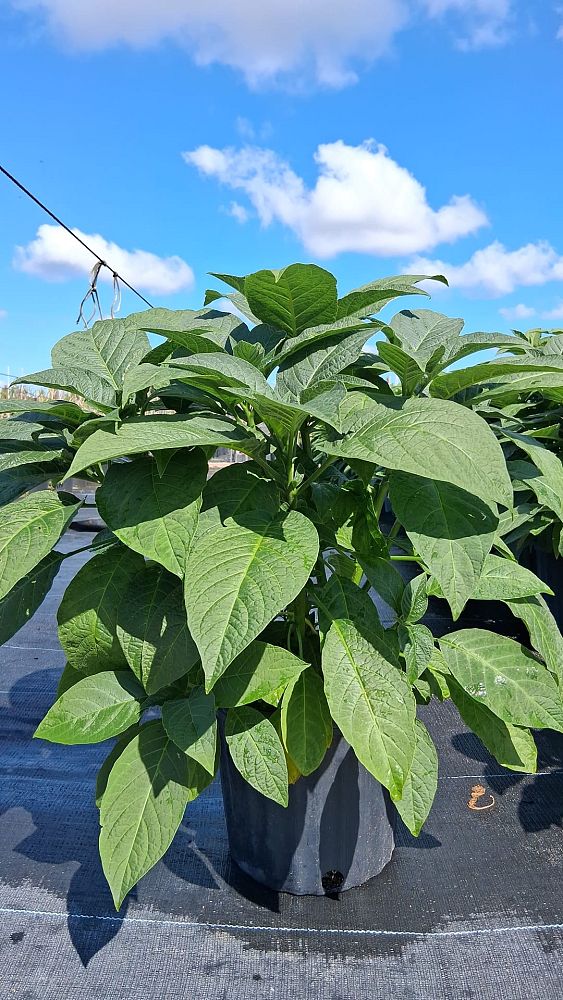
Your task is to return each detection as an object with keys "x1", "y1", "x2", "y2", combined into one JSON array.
[
  {"x1": 245, "y1": 264, "x2": 337, "y2": 337},
  {"x1": 0, "y1": 399, "x2": 87, "y2": 425},
  {"x1": 171, "y1": 352, "x2": 270, "y2": 395},
  {"x1": 504, "y1": 431, "x2": 563, "y2": 521},
  {"x1": 505, "y1": 595, "x2": 563, "y2": 684},
  {"x1": 400, "y1": 573, "x2": 429, "y2": 623},
  {"x1": 400, "y1": 623, "x2": 435, "y2": 683},
  {"x1": 280, "y1": 667, "x2": 332, "y2": 775},
  {"x1": 449, "y1": 678, "x2": 537, "y2": 773},
  {"x1": 316, "y1": 395, "x2": 512, "y2": 505},
  {"x1": 439, "y1": 629, "x2": 563, "y2": 732},
  {"x1": 360, "y1": 556, "x2": 405, "y2": 614},
  {"x1": 66, "y1": 413, "x2": 259, "y2": 478},
  {"x1": 0, "y1": 466, "x2": 60, "y2": 507},
  {"x1": 34, "y1": 671, "x2": 144, "y2": 745},
  {"x1": 56, "y1": 659, "x2": 110, "y2": 697},
  {"x1": 202, "y1": 461, "x2": 279, "y2": 522},
  {"x1": 0, "y1": 491, "x2": 80, "y2": 601},
  {"x1": 388, "y1": 309, "x2": 463, "y2": 364},
  {"x1": 316, "y1": 575, "x2": 400, "y2": 664},
  {"x1": 249, "y1": 385, "x2": 345, "y2": 437},
  {"x1": 276, "y1": 329, "x2": 369, "y2": 399},
  {"x1": 100, "y1": 720, "x2": 212, "y2": 908},
  {"x1": 133, "y1": 306, "x2": 243, "y2": 344},
  {"x1": 471, "y1": 554, "x2": 552, "y2": 600},
  {"x1": 336, "y1": 274, "x2": 446, "y2": 321},
  {"x1": 394, "y1": 720, "x2": 438, "y2": 836},
  {"x1": 212, "y1": 640, "x2": 308, "y2": 707},
  {"x1": 16, "y1": 368, "x2": 117, "y2": 410},
  {"x1": 322, "y1": 617, "x2": 416, "y2": 798},
  {"x1": 95, "y1": 727, "x2": 140, "y2": 808},
  {"x1": 268, "y1": 317, "x2": 371, "y2": 369},
  {"x1": 117, "y1": 564, "x2": 199, "y2": 695},
  {"x1": 0, "y1": 551, "x2": 62, "y2": 645},
  {"x1": 430, "y1": 358, "x2": 563, "y2": 399},
  {"x1": 389, "y1": 473, "x2": 498, "y2": 618},
  {"x1": 377, "y1": 342, "x2": 425, "y2": 395},
  {"x1": 58, "y1": 545, "x2": 144, "y2": 671},
  {"x1": 185, "y1": 509, "x2": 318, "y2": 690},
  {"x1": 225, "y1": 706, "x2": 288, "y2": 806},
  {"x1": 51, "y1": 318, "x2": 150, "y2": 390},
  {"x1": 0, "y1": 447, "x2": 65, "y2": 473},
  {"x1": 162, "y1": 686, "x2": 218, "y2": 775},
  {"x1": 97, "y1": 451, "x2": 207, "y2": 577}
]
